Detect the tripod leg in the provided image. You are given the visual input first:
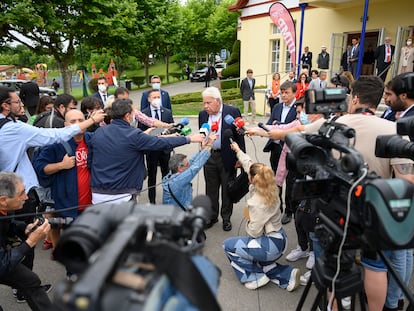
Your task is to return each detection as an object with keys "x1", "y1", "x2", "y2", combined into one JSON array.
[{"x1": 296, "y1": 277, "x2": 313, "y2": 311}]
